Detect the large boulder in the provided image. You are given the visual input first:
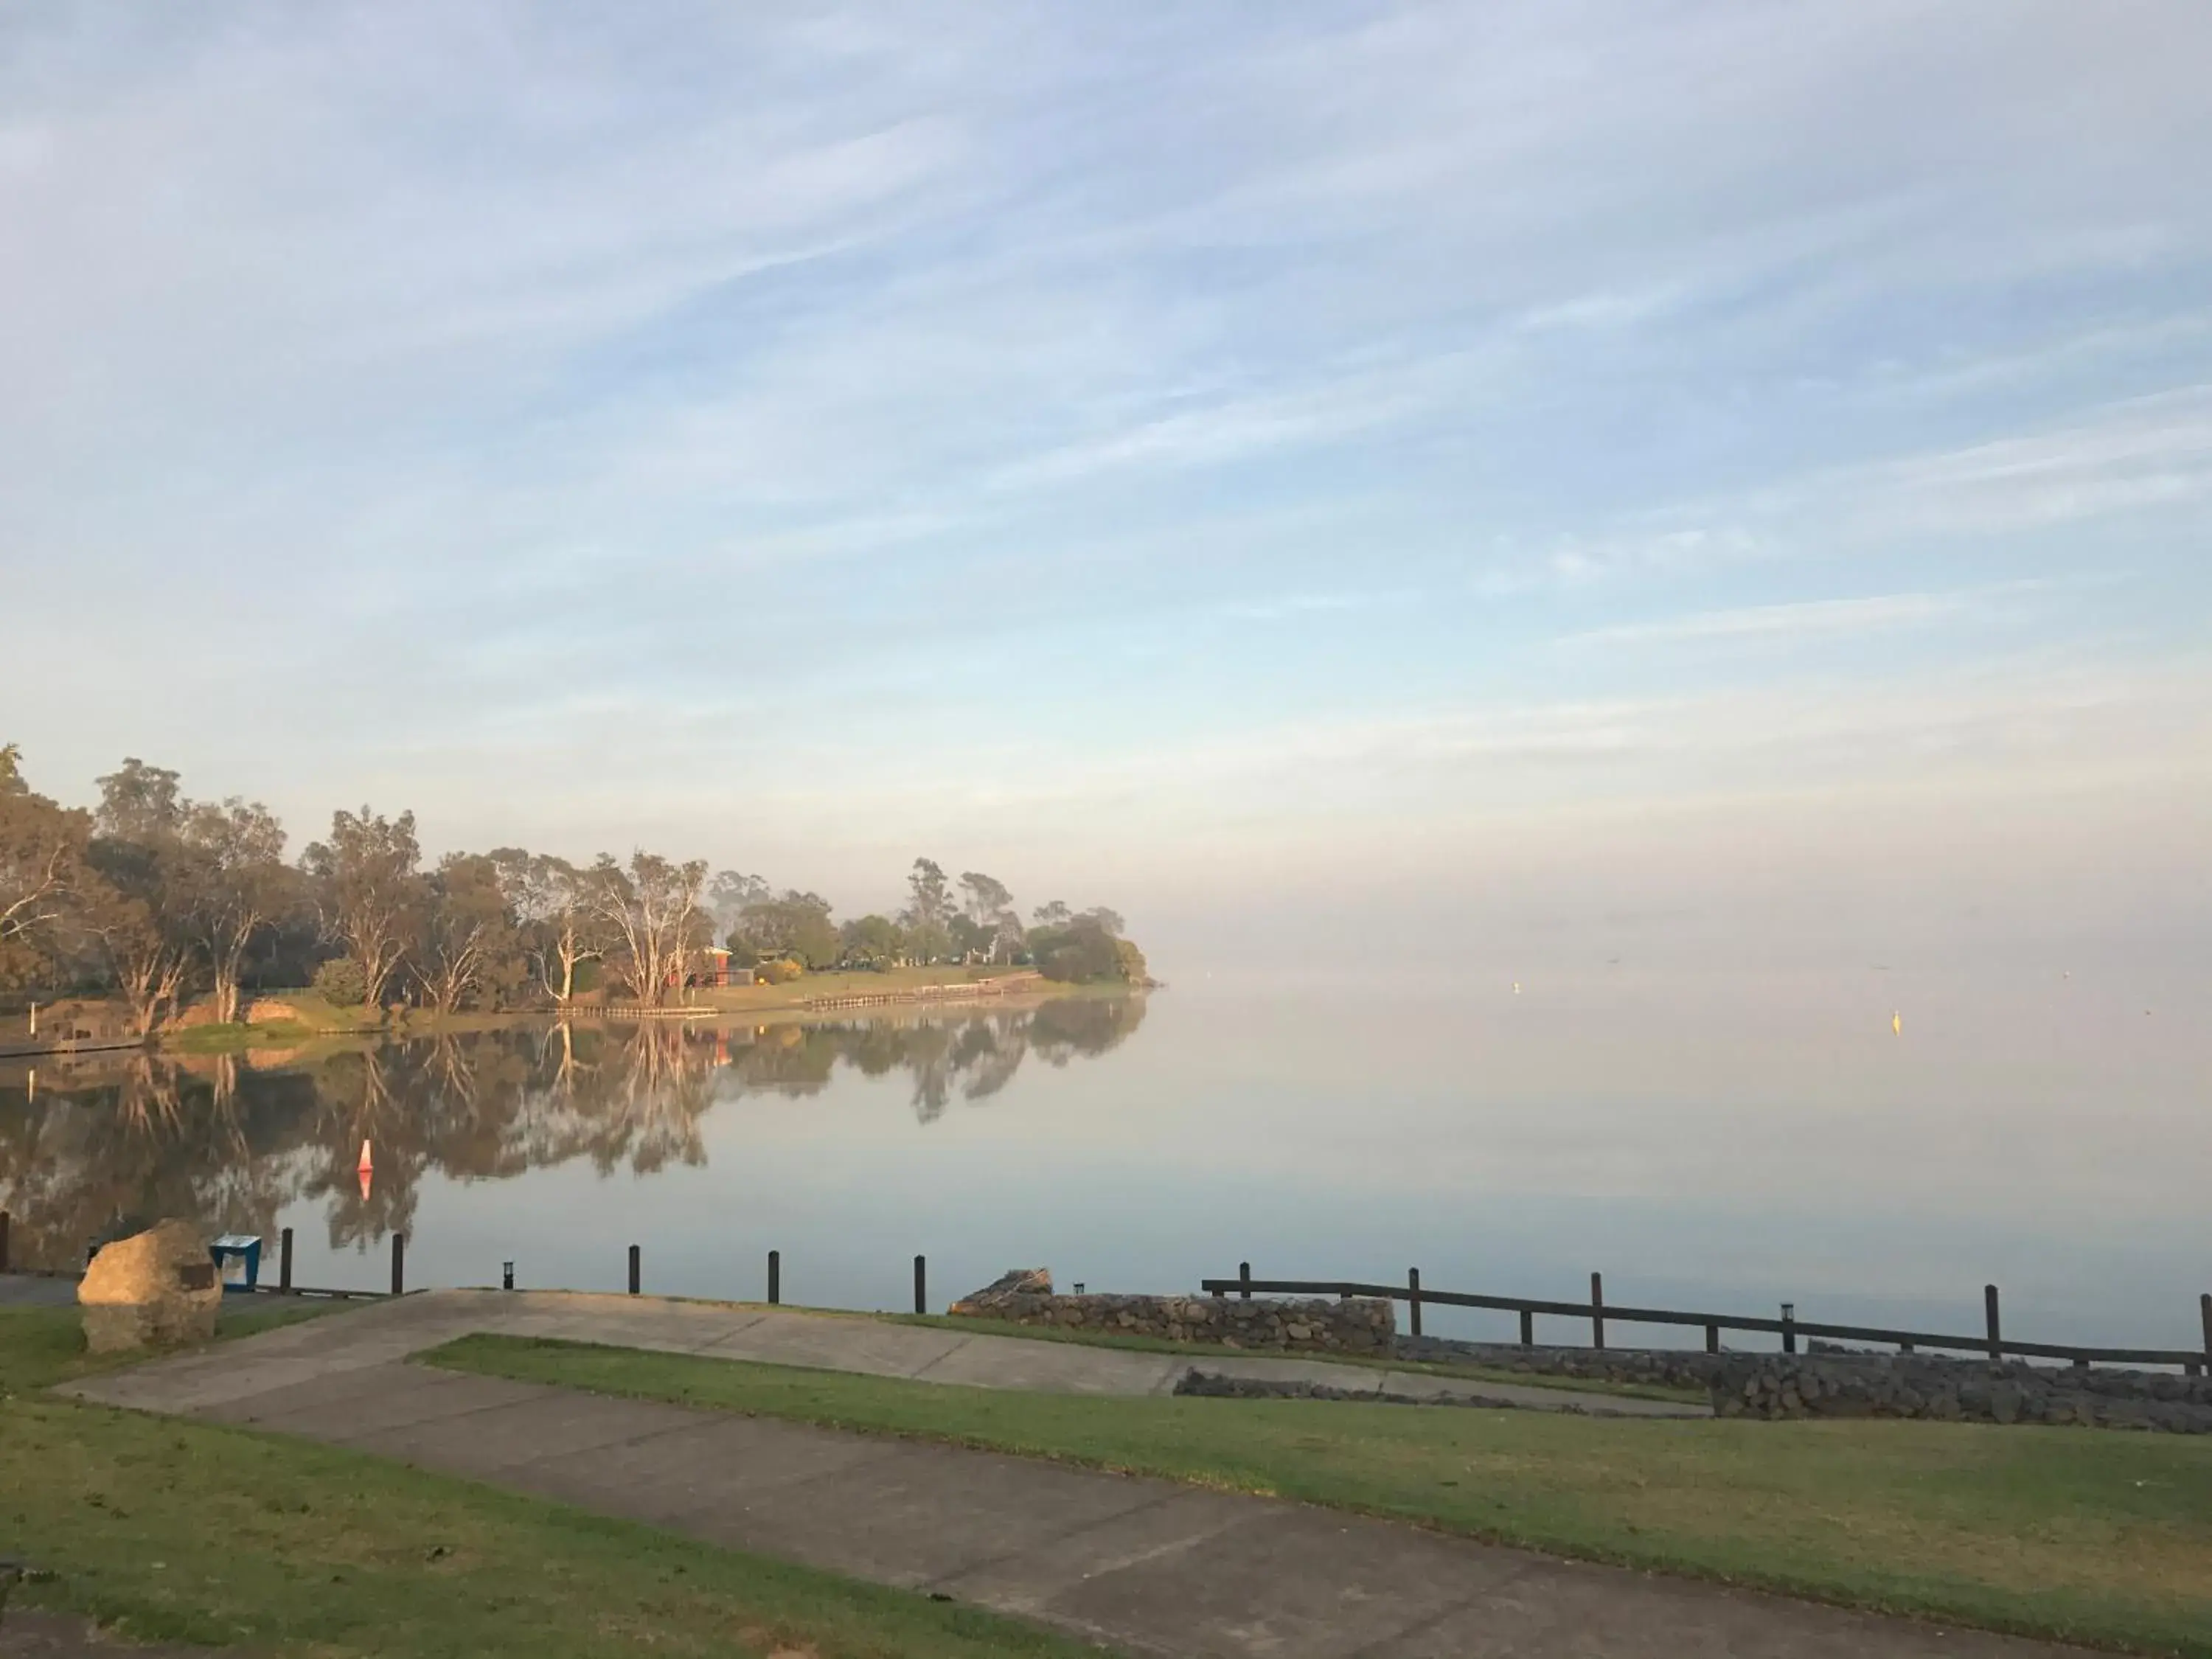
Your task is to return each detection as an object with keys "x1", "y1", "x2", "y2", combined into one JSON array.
[
  {"x1": 949, "y1": 1267, "x2": 1053, "y2": 1316},
  {"x1": 79, "y1": 1221, "x2": 220, "y2": 1353}
]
